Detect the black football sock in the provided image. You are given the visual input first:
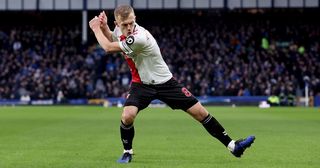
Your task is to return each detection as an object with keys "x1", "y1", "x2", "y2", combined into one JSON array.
[
  {"x1": 120, "y1": 120, "x2": 135, "y2": 150},
  {"x1": 201, "y1": 114, "x2": 232, "y2": 147}
]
